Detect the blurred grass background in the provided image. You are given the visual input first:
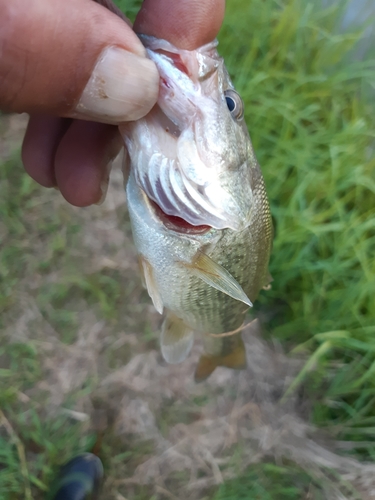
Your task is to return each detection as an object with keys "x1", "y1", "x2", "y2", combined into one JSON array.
[{"x1": 0, "y1": 0, "x2": 374, "y2": 498}]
